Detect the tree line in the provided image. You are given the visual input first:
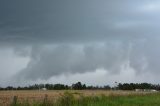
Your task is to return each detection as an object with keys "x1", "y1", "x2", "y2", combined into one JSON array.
[
  {"x1": 0, "y1": 82, "x2": 160, "y2": 90},
  {"x1": 0, "y1": 82, "x2": 111, "y2": 90},
  {"x1": 118, "y1": 83, "x2": 160, "y2": 90}
]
